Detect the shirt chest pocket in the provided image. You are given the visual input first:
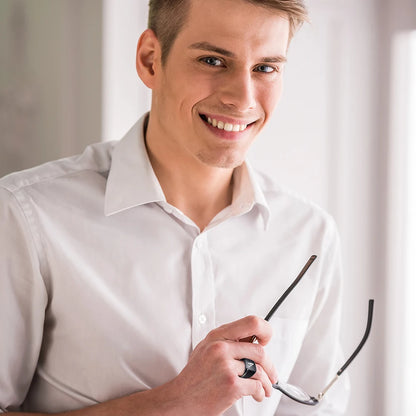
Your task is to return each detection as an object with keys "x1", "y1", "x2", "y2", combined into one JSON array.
[{"x1": 241, "y1": 319, "x2": 309, "y2": 415}]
